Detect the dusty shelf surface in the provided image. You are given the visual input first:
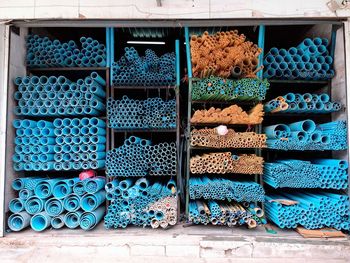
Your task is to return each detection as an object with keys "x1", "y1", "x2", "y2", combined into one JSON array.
[{"x1": 1, "y1": 223, "x2": 349, "y2": 263}]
